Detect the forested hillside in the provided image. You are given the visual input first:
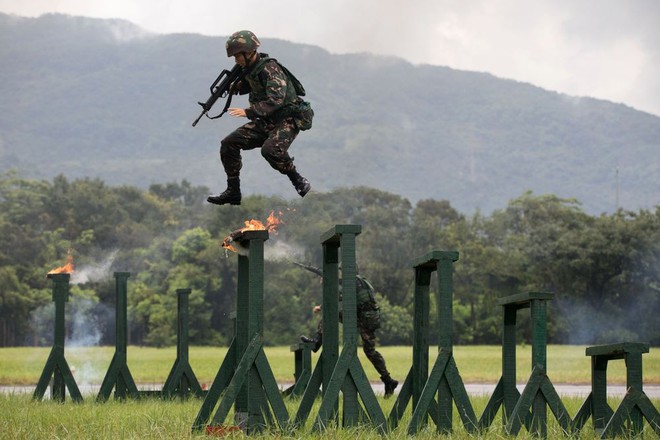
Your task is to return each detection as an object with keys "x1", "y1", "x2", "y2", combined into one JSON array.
[
  {"x1": 1, "y1": 174, "x2": 658, "y2": 347},
  {"x1": 1, "y1": 13, "x2": 659, "y2": 214}
]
